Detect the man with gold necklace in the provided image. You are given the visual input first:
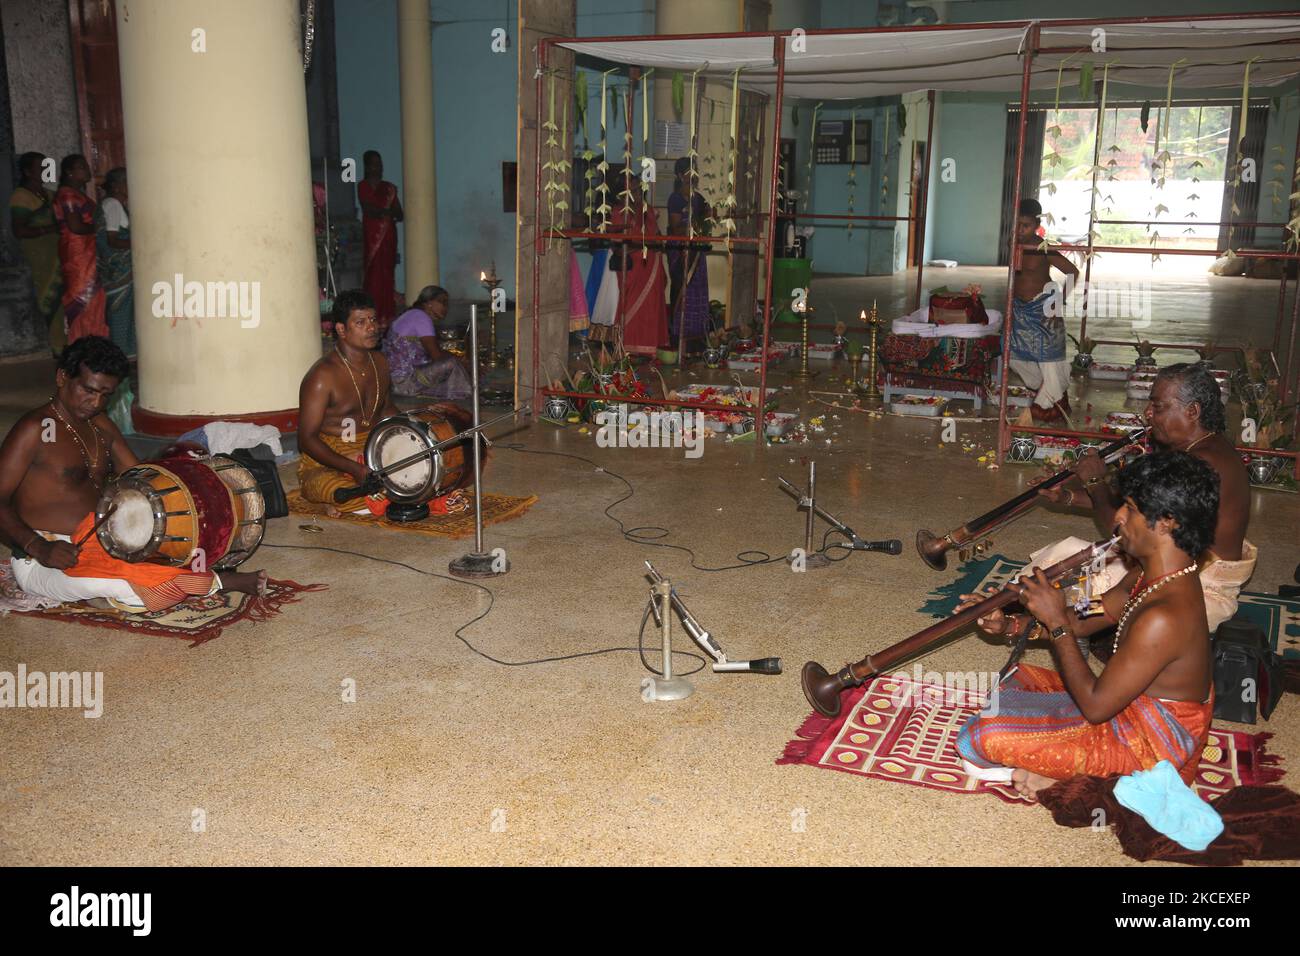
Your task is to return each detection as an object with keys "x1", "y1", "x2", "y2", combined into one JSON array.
[
  {"x1": 1039, "y1": 362, "x2": 1254, "y2": 632},
  {"x1": 957, "y1": 451, "x2": 1218, "y2": 800},
  {"x1": 297, "y1": 289, "x2": 401, "y2": 508},
  {"x1": 0, "y1": 337, "x2": 267, "y2": 610}
]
